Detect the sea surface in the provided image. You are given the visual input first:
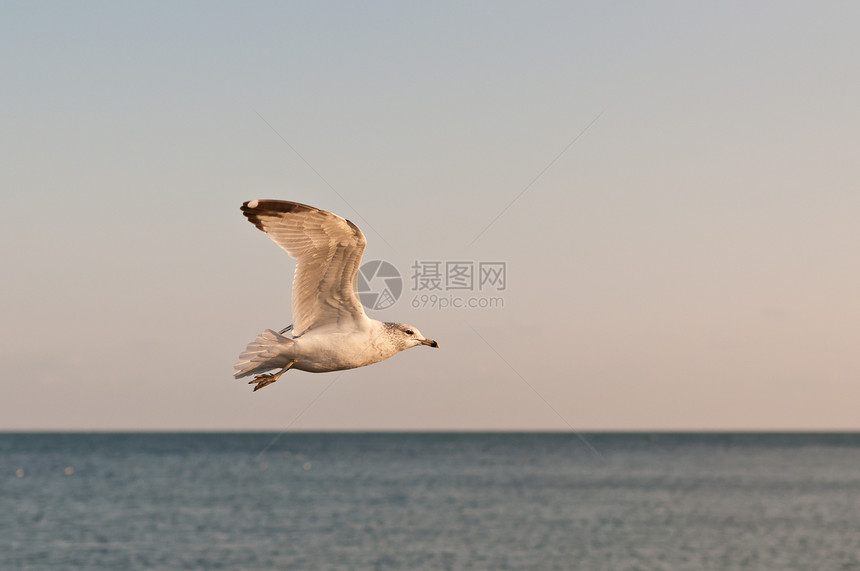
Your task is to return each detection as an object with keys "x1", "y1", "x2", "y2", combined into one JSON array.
[{"x1": 2, "y1": 432, "x2": 859, "y2": 570}]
